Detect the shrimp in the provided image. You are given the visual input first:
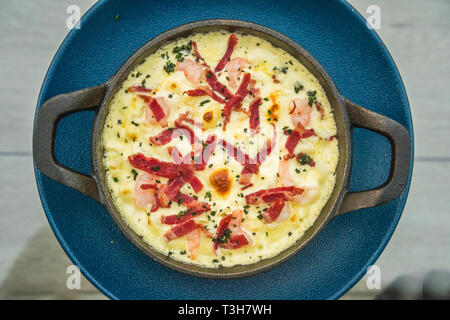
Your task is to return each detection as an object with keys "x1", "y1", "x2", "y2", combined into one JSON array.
[
  {"x1": 279, "y1": 159, "x2": 318, "y2": 205},
  {"x1": 134, "y1": 173, "x2": 158, "y2": 208},
  {"x1": 145, "y1": 97, "x2": 170, "y2": 126},
  {"x1": 293, "y1": 188, "x2": 319, "y2": 205},
  {"x1": 279, "y1": 159, "x2": 295, "y2": 187},
  {"x1": 276, "y1": 202, "x2": 291, "y2": 222},
  {"x1": 289, "y1": 98, "x2": 312, "y2": 128},
  {"x1": 225, "y1": 57, "x2": 251, "y2": 89},
  {"x1": 176, "y1": 59, "x2": 203, "y2": 84},
  {"x1": 186, "y1": 228, "x2": 201, "y2": 260}
]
